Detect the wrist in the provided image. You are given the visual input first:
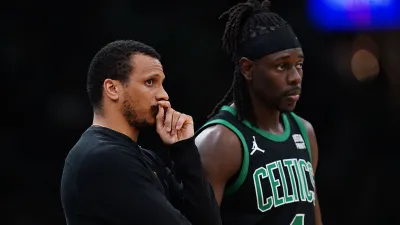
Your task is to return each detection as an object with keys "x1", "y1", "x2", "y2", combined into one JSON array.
[
  {"x1": 169, "y1": 136, "x2": 200, "y2": 168},
  {"x1": 168, "y1": 136, "x2": 195, "y2": 150}
]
